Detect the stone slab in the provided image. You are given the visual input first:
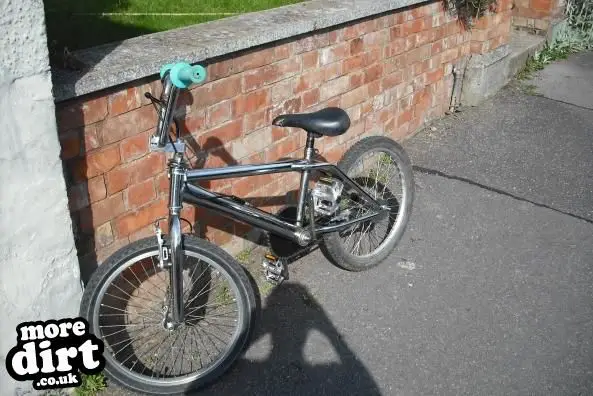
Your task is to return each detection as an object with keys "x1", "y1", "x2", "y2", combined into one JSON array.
[{"x1": 52, "y1": 0, "x2": 431, "y2": 102}]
